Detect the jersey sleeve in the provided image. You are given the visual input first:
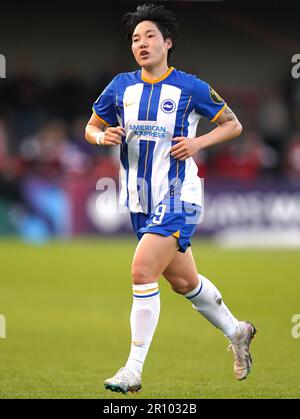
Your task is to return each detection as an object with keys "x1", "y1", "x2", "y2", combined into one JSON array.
[
  {"x1": 92, "y1": 77, "x2": 118, "y2": 126},
  {"x1": 193, "y1": 78, "x2": 227, "y2": 122}
]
